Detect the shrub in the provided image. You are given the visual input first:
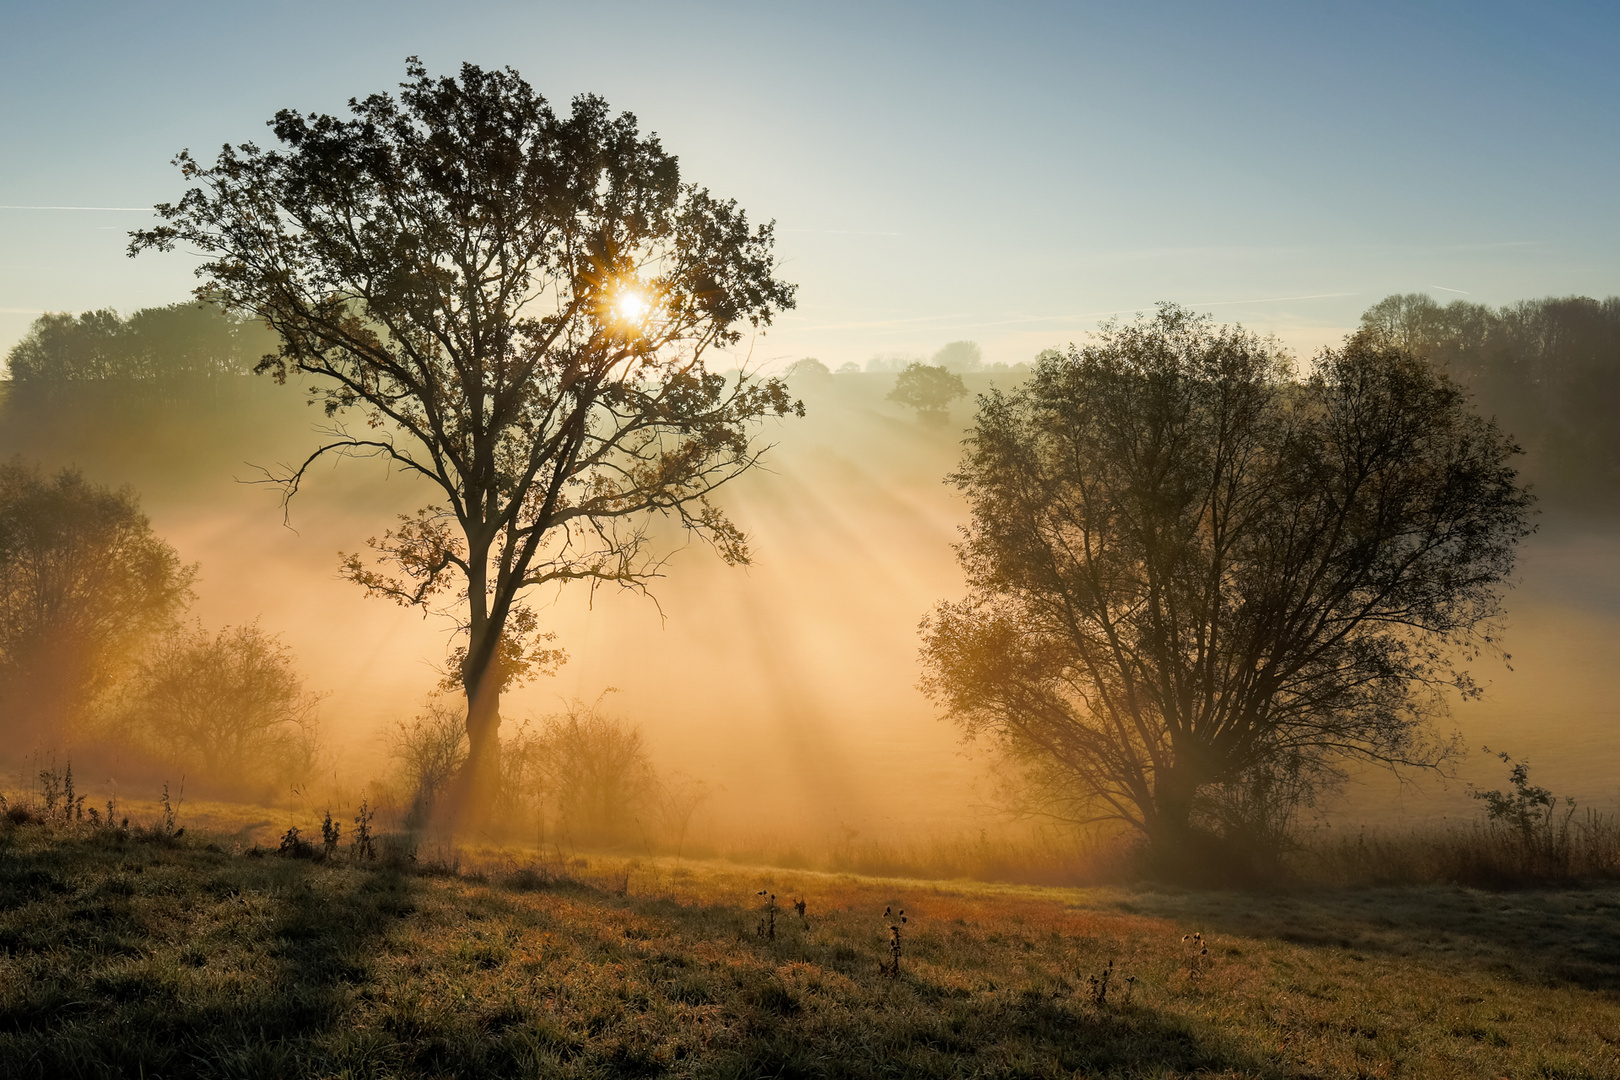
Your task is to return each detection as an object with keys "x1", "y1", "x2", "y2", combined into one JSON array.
[
  {"x1": 388, "y1": 697, "x2": 468, "y2": 828},
  {"x1": 122, "y1": 621, "x2": 322, "y2": 795}
]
